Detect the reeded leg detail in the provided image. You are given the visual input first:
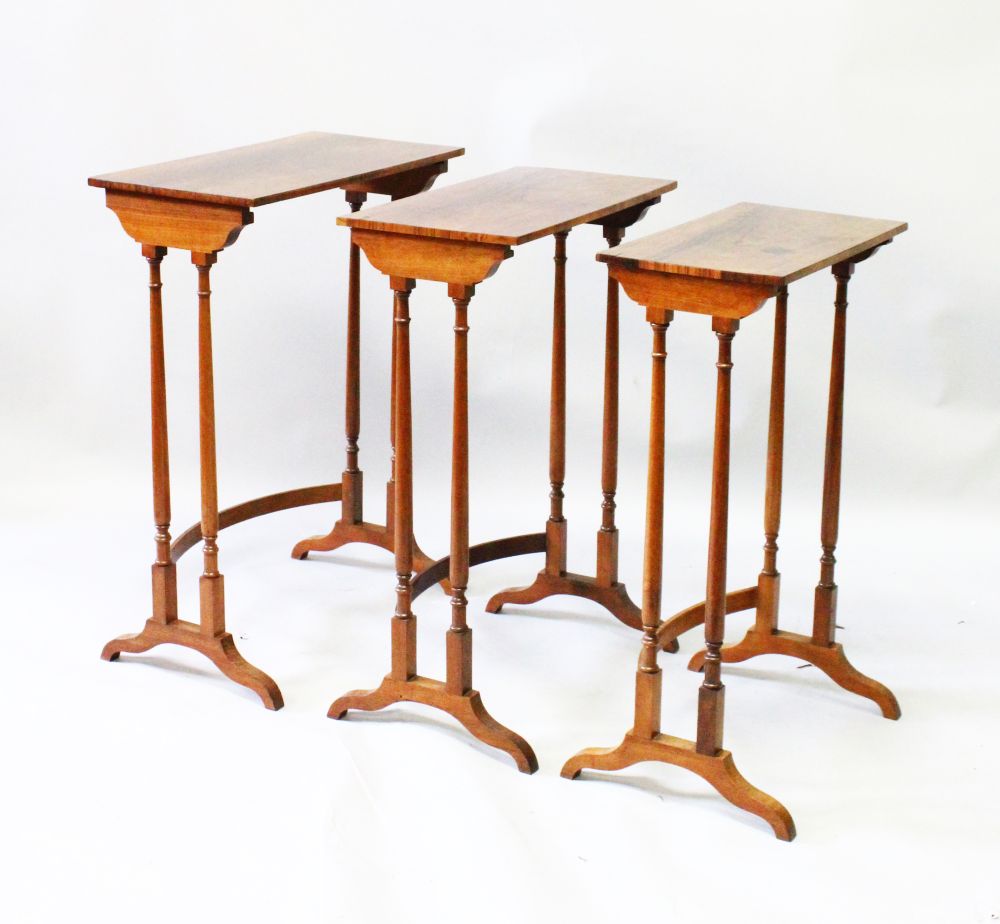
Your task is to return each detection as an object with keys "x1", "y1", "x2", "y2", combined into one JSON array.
[{"x1": 328, "y1": 279, "x2": 536, "y2": 774}]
